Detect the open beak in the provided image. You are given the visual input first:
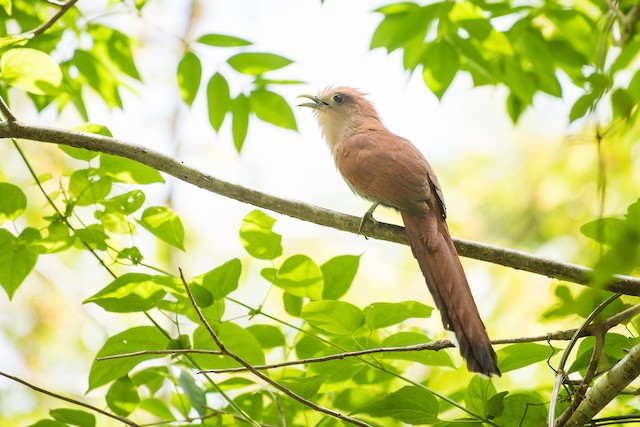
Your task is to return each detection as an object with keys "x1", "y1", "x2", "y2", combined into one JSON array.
[{"x1": 297, "y1": 94, "x2": 329, "y2": 109}]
